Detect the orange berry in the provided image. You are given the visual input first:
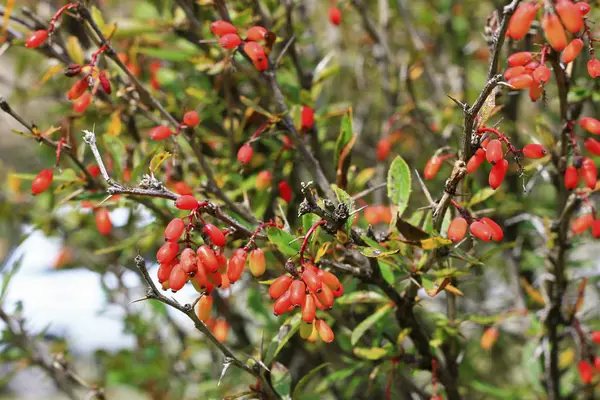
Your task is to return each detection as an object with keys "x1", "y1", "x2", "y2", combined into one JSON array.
[
  {"x1": 95, "y1": 208, "x2": 112, "y2": 235},
  {"x1": 542, "y1": 13, "x2": 568, "y2": 51},
  {"x1": 316, "y1": 319, "x2": 334, "y2": 342},
  {"x1": 448, "y1": 217, "x2": 468, "y2": 242},
  {"x1": 197, "y1": 295, "x2": 213, "y2": 322}
]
